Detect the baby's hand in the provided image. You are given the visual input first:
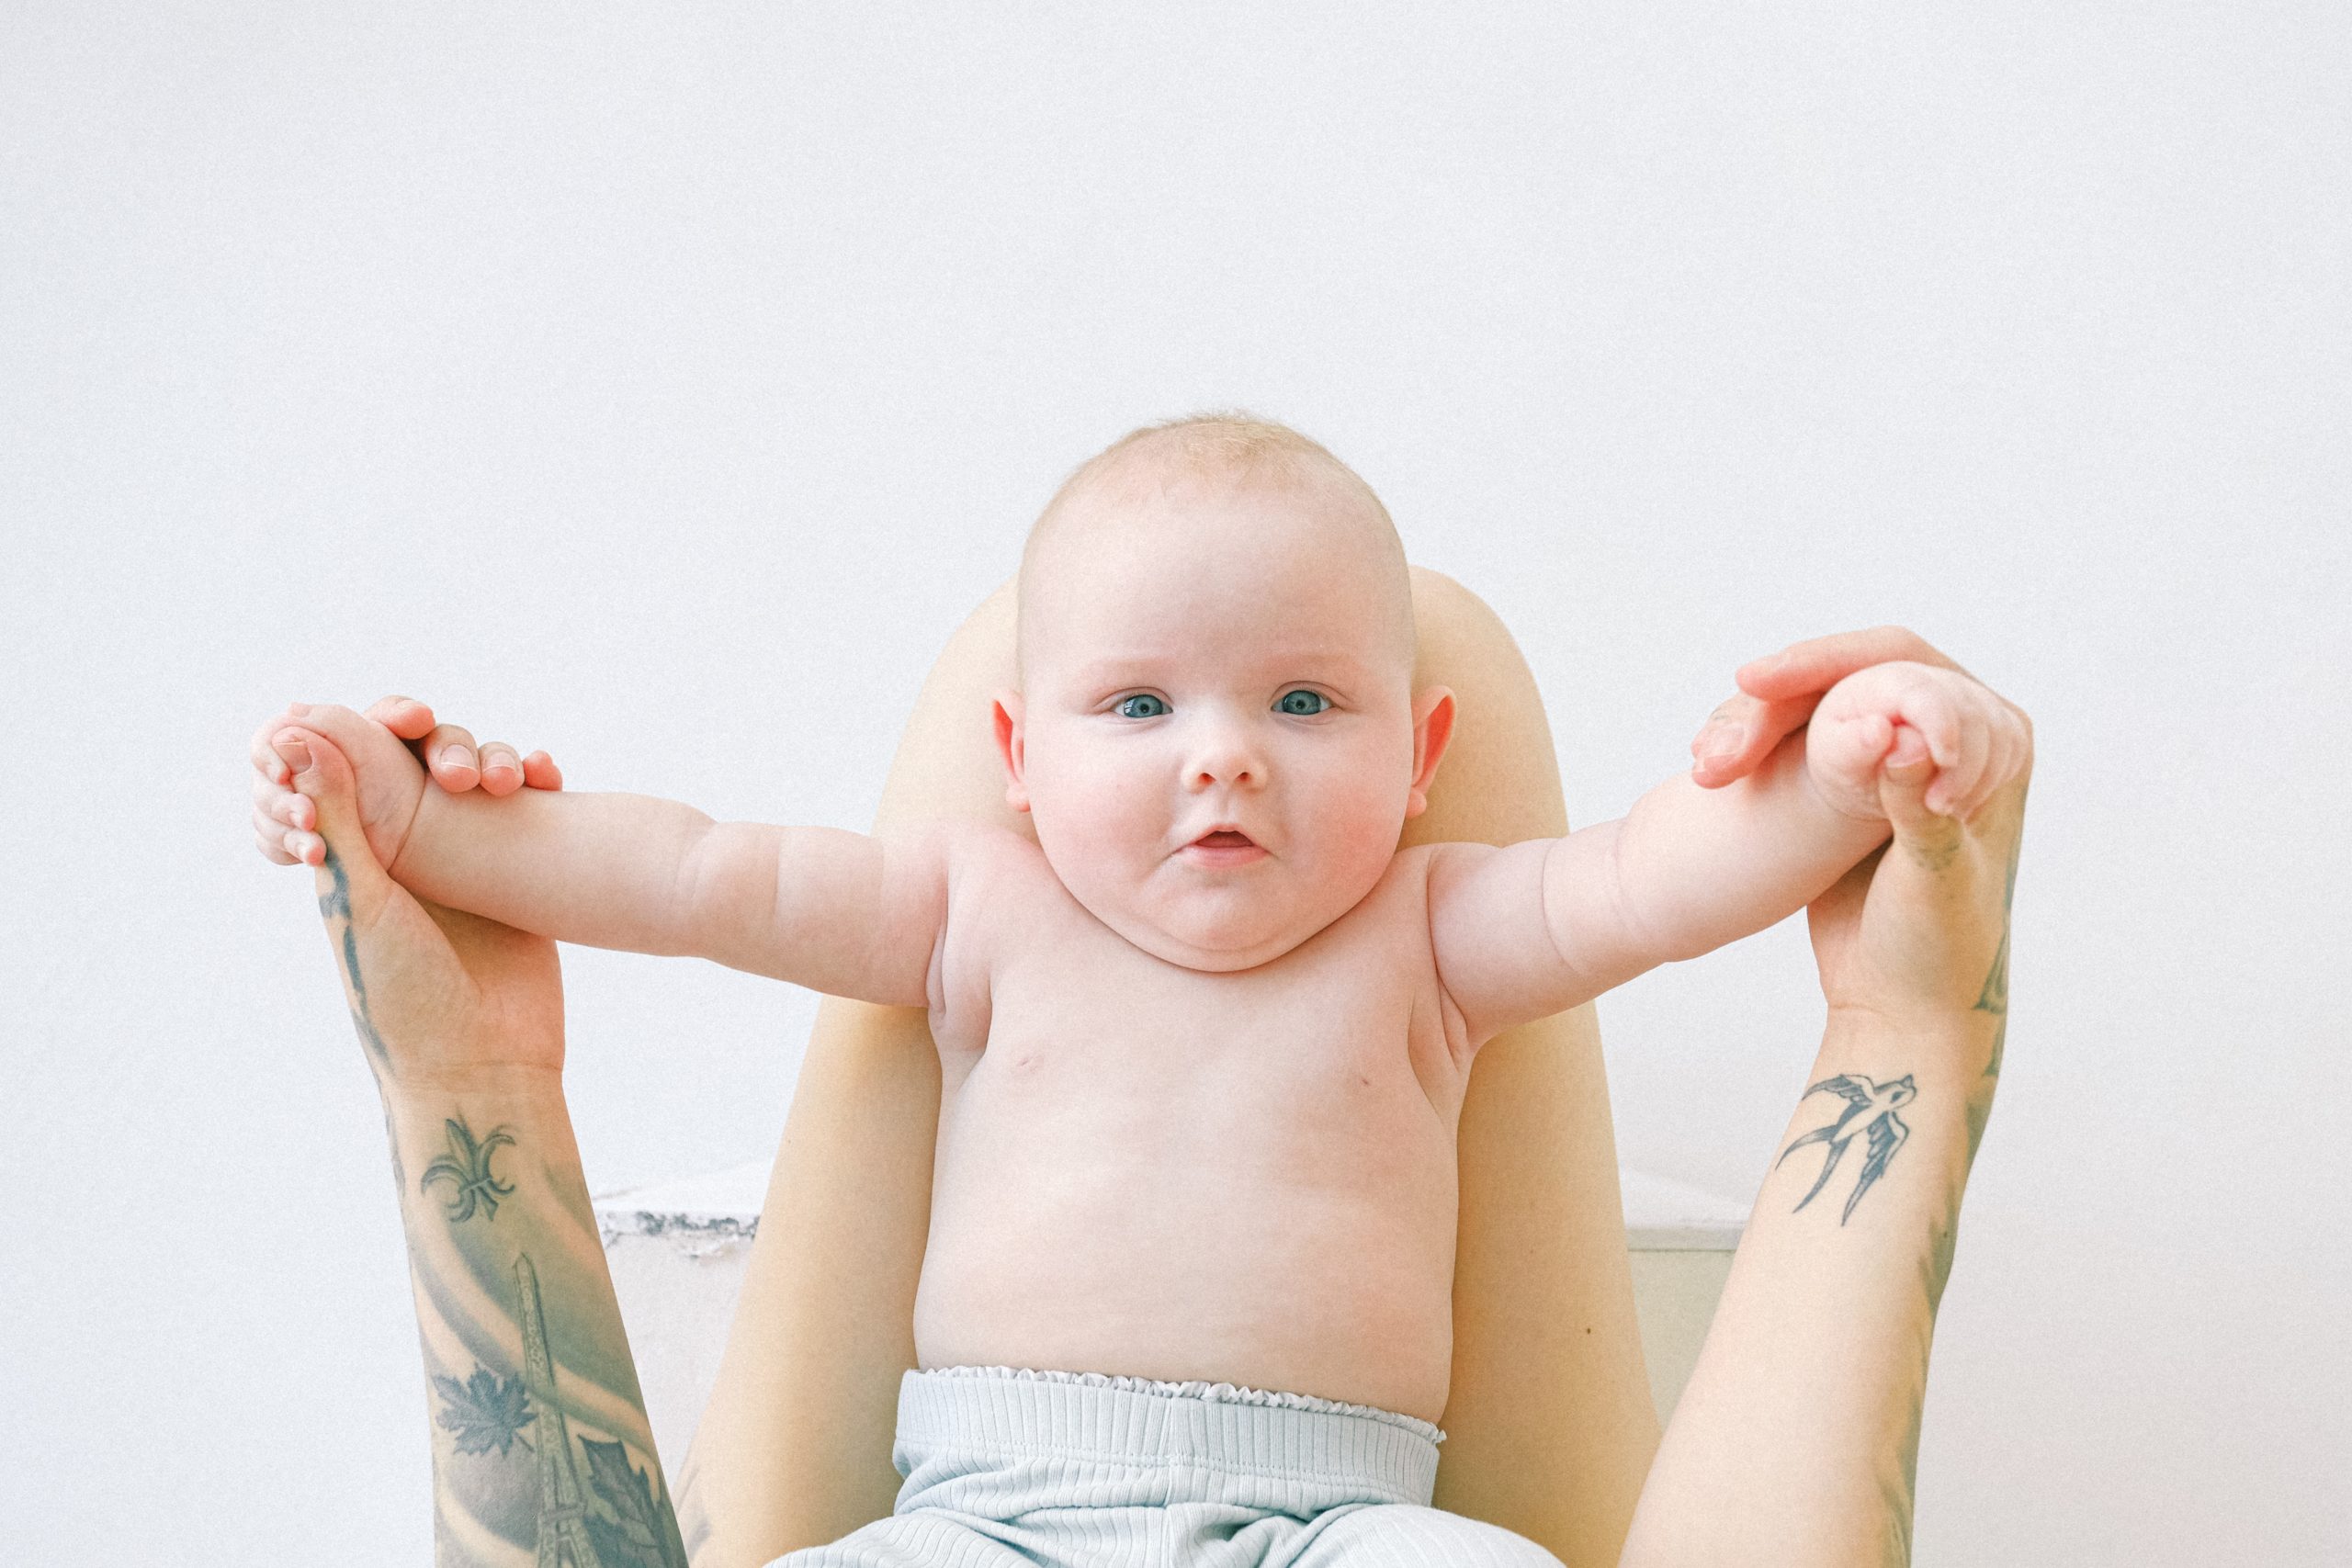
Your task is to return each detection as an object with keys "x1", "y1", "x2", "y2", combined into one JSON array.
[
  {"x1": 1803, "y1": 660, "x2": 2030, "y2": 824},
  {"x1": 248, "y1": 695, "x2": 562, "y2": 869}
]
